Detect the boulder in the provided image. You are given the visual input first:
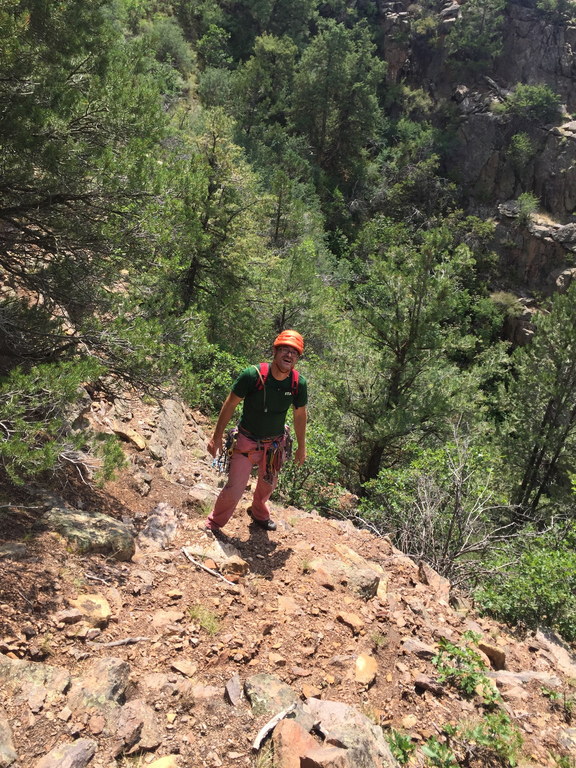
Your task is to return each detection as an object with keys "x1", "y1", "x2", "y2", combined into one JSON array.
[
  {"x1": 34, "y1": 739, "x2": 96, "y2": 768},
  {"x1": 42, "y1": 506, "x2": 135, "y2": 561},
  {"x1": 0, "y1": 709, "x2": 16, "y2": 767},
  {"x1": 308, "y1": 558, "x2": 380, "y2": 600},
  {"x1": 303, "y1": 699, "x2": 398, "y2": 768},
  {"x1": 244, "y1": 674, "x2": 299, "y2": 716},
  {"x1": 137, "y1": 503, "x2": 179, "y2": 550},
  {"x1": 148, "y1": 399, "x2": 187, "y2": 473},
  {"x1": 67, "y1": 657, "x2": 131, "y2": 711}
]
